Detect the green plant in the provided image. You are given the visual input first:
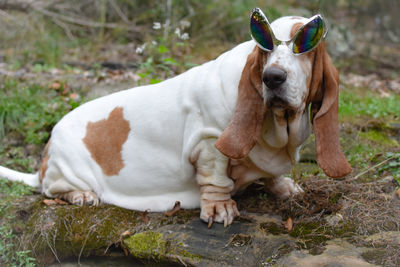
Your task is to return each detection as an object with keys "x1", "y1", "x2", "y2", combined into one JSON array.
[
  {"x1": 135, "y1": 18, "x2": 195, "y2": 84},
  {"x1": 377, "y1": 152, "x2": 400, "y2": 184},
  {"x1": 339, "y1": 90, "x2": 400, "y2": 120},
  {"x1": 0, "y1": 180, "x2": 35, "y2": 266},
  {"x1": 0, "y1": 226, "x2": 36, "y2": 267},
  {"x1": 0, "y1": 79, "x2": 83, "y2": 145}
]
